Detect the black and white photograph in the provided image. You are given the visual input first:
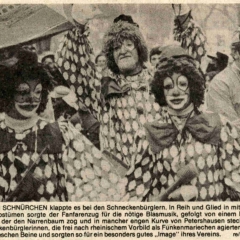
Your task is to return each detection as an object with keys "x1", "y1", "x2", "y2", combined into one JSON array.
[{"x1": 0, "y1": 3, "x2": 239, "y2": 203}]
